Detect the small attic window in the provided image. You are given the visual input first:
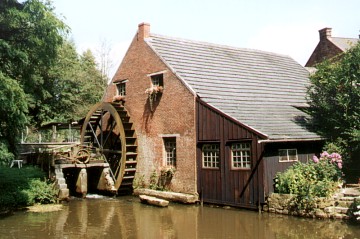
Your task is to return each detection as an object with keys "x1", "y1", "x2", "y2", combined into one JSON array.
[
  {"x1": 115, "y1": 80, "x2": 127, "y2": 96},
  {"x1": 151, "y1": 74, "x2": 163, "y2": 87}
]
